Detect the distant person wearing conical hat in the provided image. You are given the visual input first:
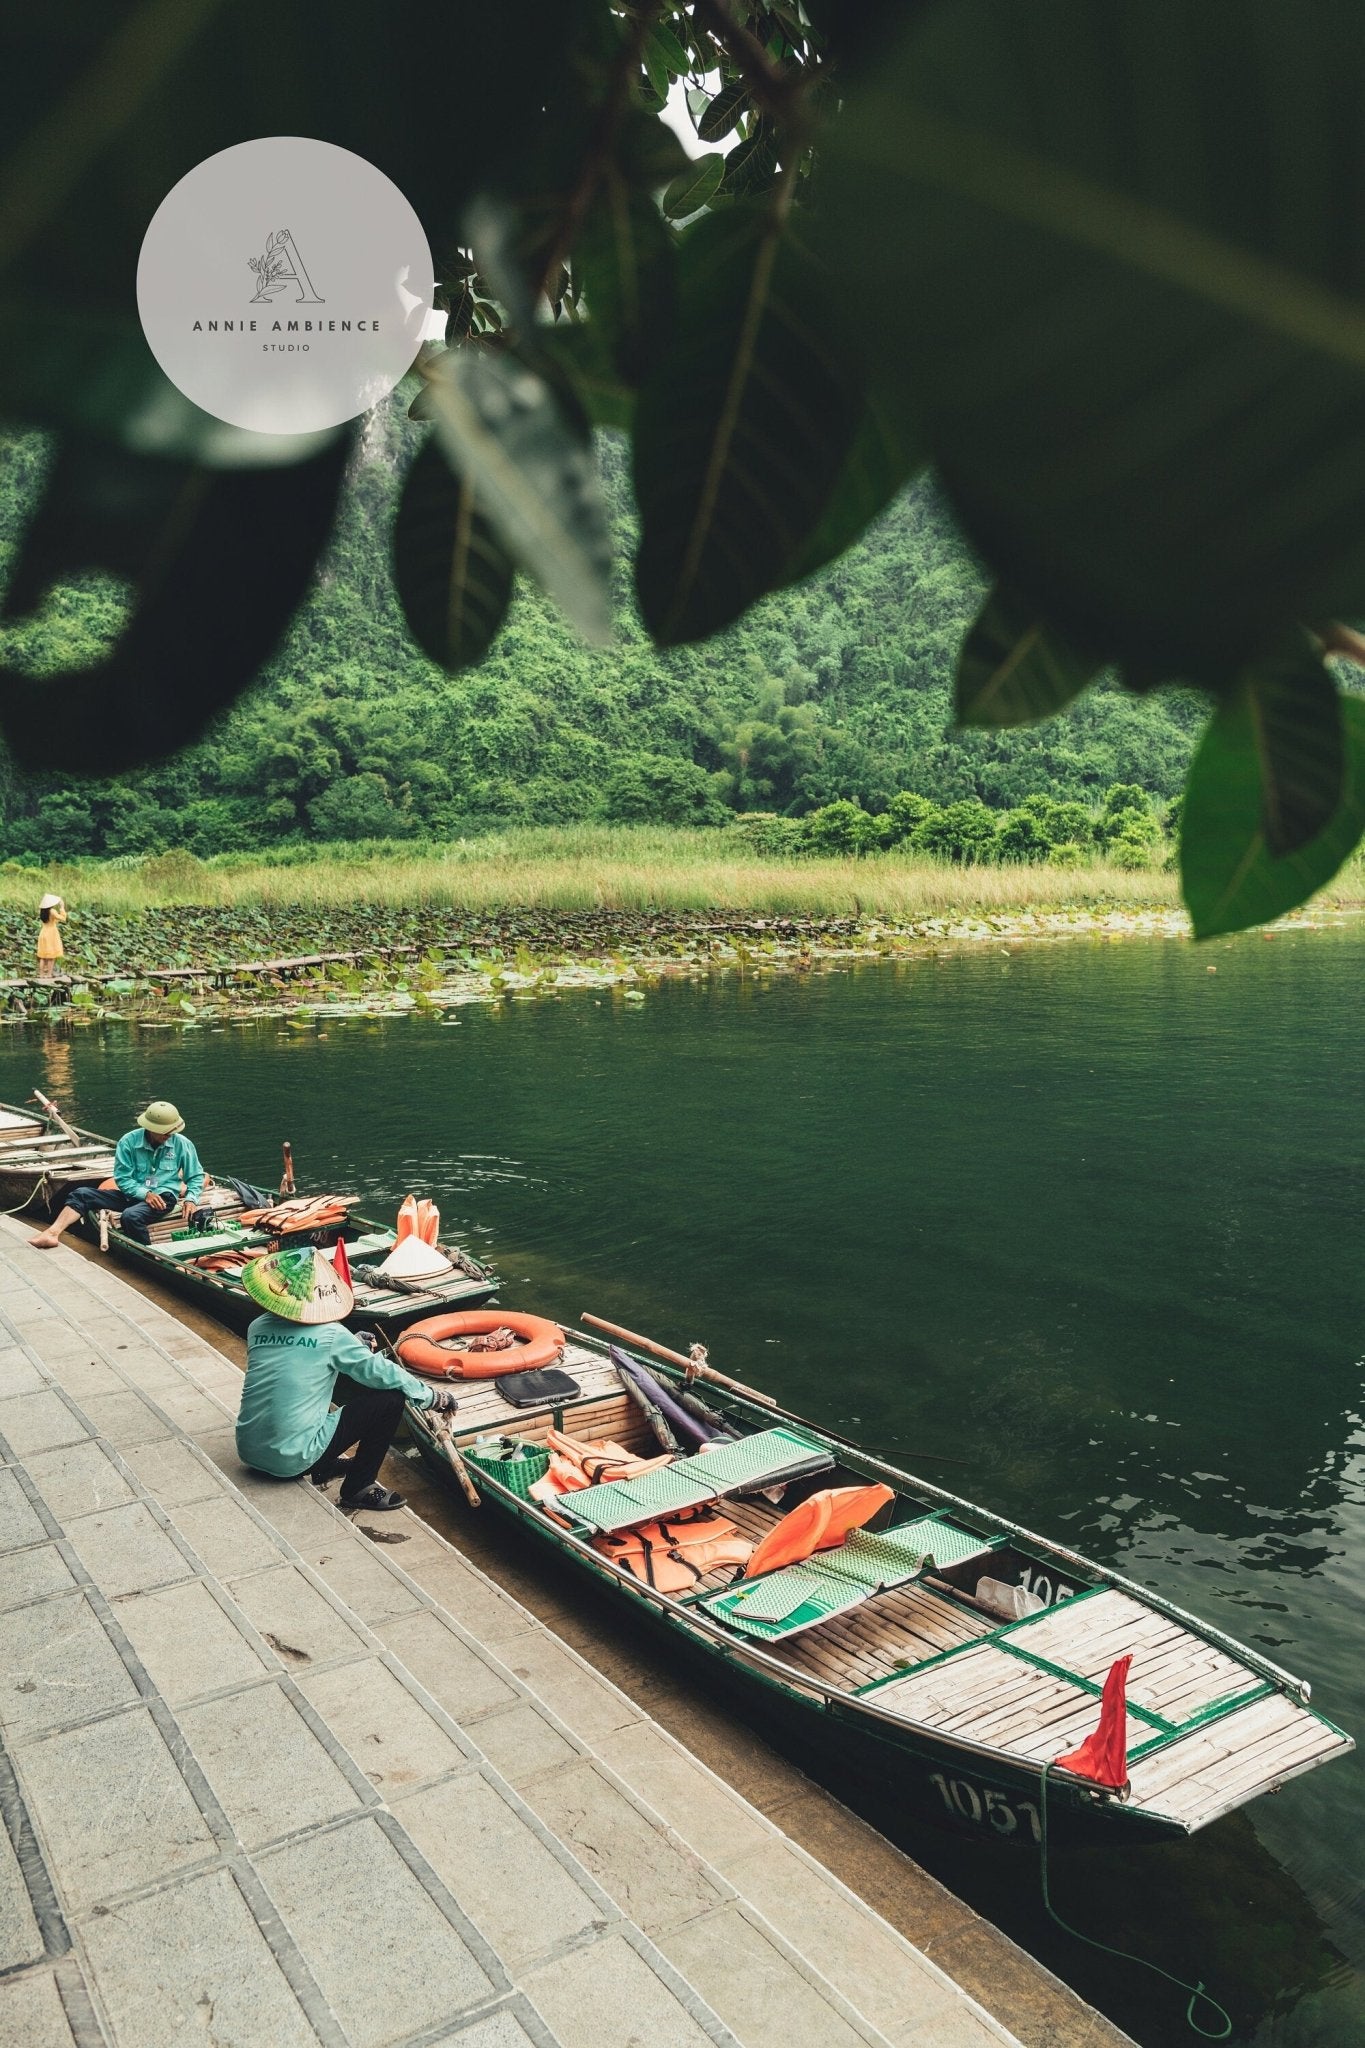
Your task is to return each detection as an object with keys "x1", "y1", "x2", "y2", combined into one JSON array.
[
  {"x1": 235, "y1": 1244, "x2": 457, "y2": 1513},
  {"x1": 36, "y1": 893, "x2": 66, "y2": 982},
  {"x1": 30, "y1": 1099, "x2": 205, "y2": 1250}
]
